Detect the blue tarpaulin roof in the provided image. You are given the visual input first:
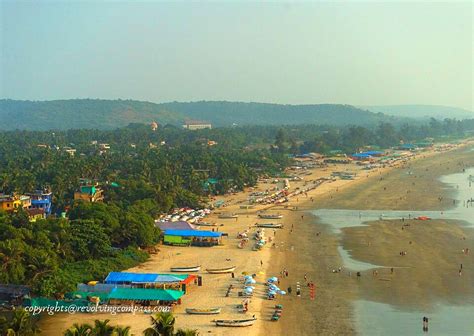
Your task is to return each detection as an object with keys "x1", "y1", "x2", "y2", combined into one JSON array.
[
  {"x1": 164, "y1": 229, "x2": 222, "y2": 238},
  {"x1": 105, "y1": 272, "x2": 187, "y2": 284},
  {"x1": 352, "y1": 153, "x2": 372, "y2": 158},
  {"x1": 360, "y1": 151, "x2": 384, "y2": 155}
]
